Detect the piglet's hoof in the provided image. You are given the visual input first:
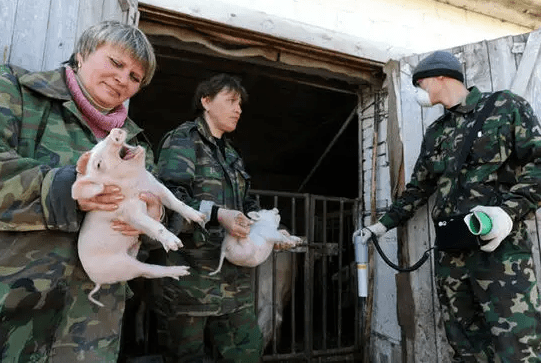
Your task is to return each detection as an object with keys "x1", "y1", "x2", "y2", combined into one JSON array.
[{"x1": 168, "y1": 266, "x2": 190, "y2": 279}]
